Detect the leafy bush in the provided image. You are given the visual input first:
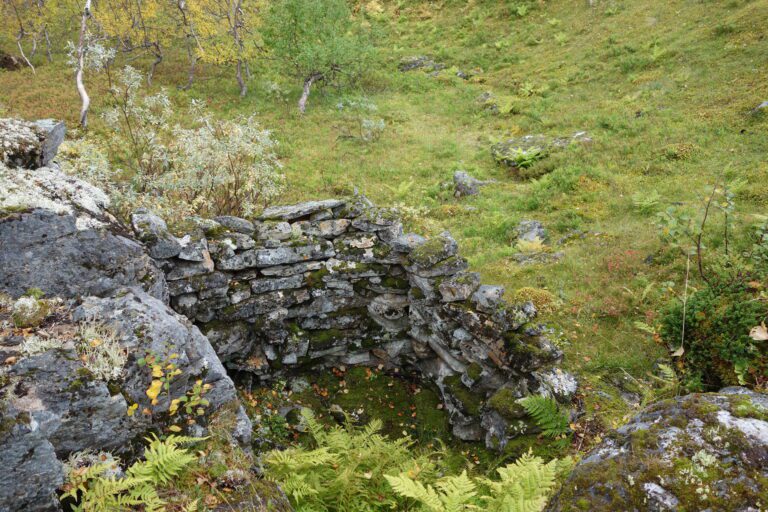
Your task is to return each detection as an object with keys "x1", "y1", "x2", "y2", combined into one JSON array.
[
  {"x1": 660, "y1": 267, "x2": 767, "y2": 391},
  {"x1": 102, "y1": 66, "x2": 172, "y2": 178},
  {"x1": 263, "y1": 0, "x2": 373, "y2": 112},
  {"x1": 166, "y1": 104, "x2": 284, "y2": 217},
  {"x1": 265, "y1": 409, "x2": 569, "y2": 512},
  {"x1": 264, "y1": 409, "x2": 441, "y2": 511}
]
